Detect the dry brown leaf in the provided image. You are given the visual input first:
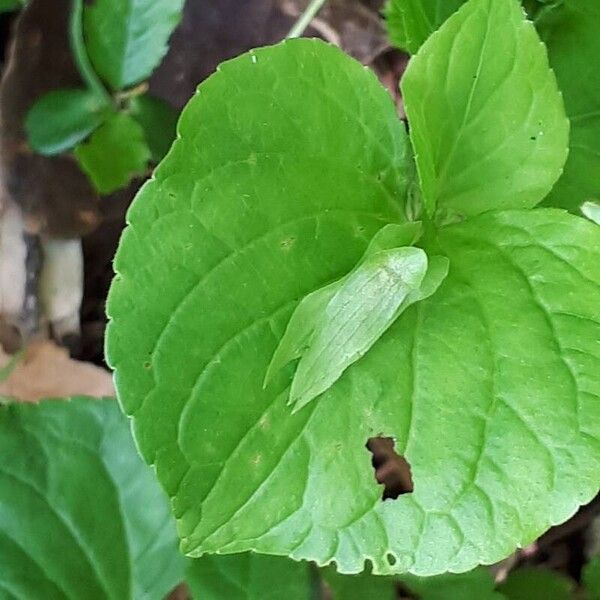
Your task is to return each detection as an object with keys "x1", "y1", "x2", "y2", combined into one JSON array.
[{"x1": 0, "y1": 340, "x2": 114, "y2": 401}]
